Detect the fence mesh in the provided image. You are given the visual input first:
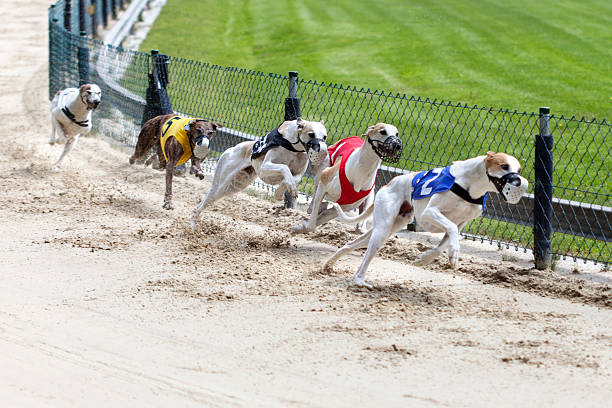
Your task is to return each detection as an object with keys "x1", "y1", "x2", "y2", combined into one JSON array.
[{"x1": 48, "y1": 0, "x2": 610, "y2": 265}]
